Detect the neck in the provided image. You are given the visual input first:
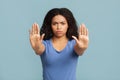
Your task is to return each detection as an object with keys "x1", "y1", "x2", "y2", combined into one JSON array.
[{"x1": 52, "y1": 36, "x2": 68, "y2": 43}]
